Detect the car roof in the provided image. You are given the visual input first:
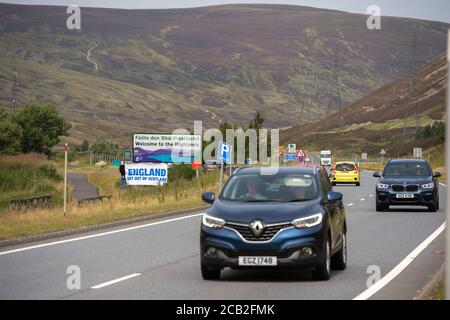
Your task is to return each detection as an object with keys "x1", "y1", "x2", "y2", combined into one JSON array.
[
  {"x1": 387, "y1": 159, "x2": 428, "y2": 164},
  {"x1": 234, "y1": 166, "x2": 320, "y2": 175}
]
